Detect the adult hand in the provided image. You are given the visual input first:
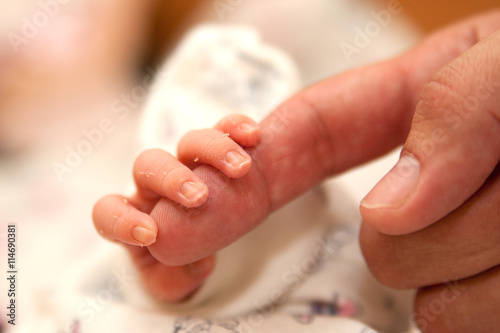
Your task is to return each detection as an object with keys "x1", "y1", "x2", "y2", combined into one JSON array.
[
  {"x1": 357, "y1": 10, "x2": 500, "y2": 333},
  {"x1": 94, "y1": 9, "x2": 500, "y2": 331}
]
